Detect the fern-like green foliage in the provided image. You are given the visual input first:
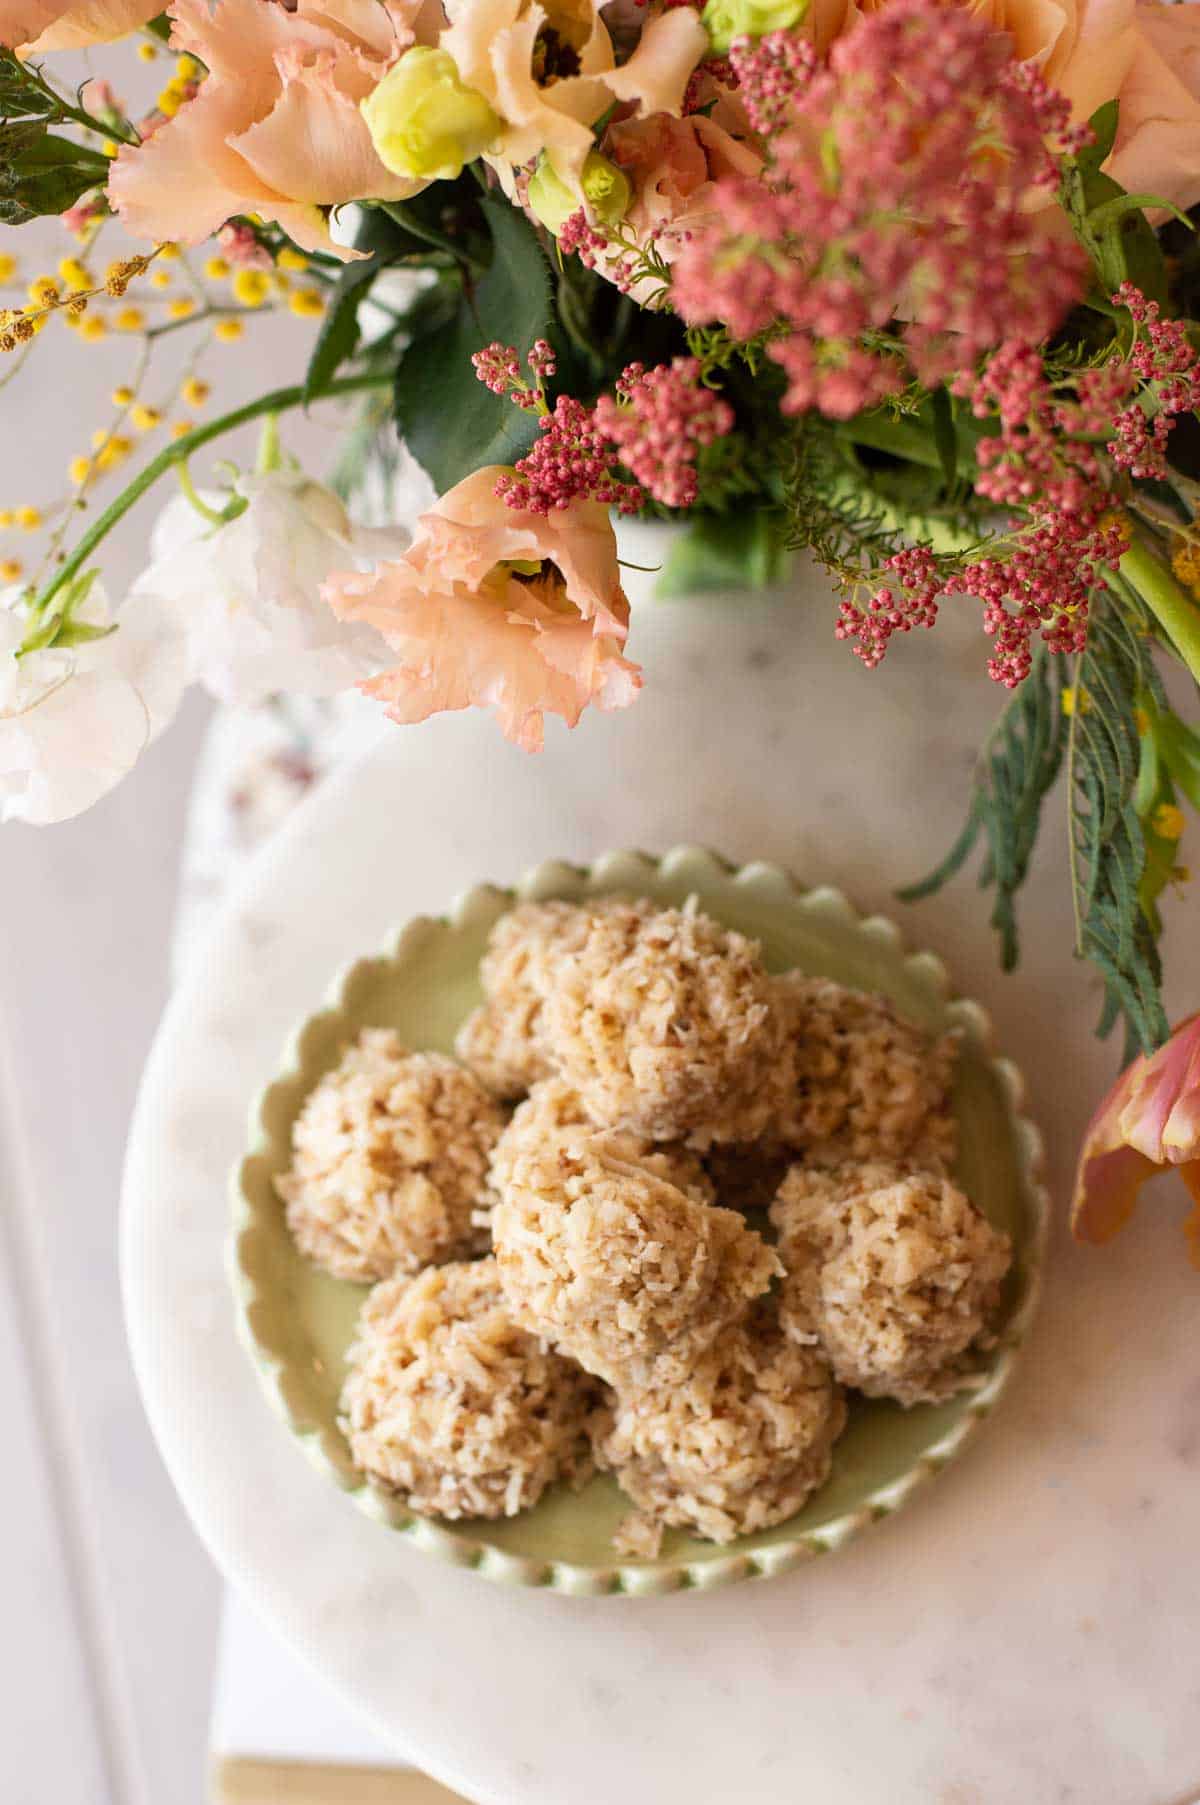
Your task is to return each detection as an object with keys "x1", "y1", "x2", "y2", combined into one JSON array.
[
  {"x1": 1068, "y1": 601, "x2": 1170, "y2": 1058},
  {"x1": 904, "y1": 588, "x2": 1172, "y2": 1061},
  {"x1": 899, "y1": 642, "x2": 1067, "y2": 969}
]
